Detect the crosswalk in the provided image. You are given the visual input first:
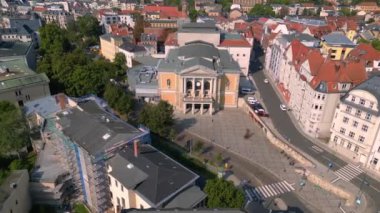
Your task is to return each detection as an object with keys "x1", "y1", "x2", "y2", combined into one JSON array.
[
  {"x1": 334, "y1": 164, "x2": 363, "y2": 182},
  {"x1": 244, "y1": 180, "x2": 295, "y2": 201}
]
